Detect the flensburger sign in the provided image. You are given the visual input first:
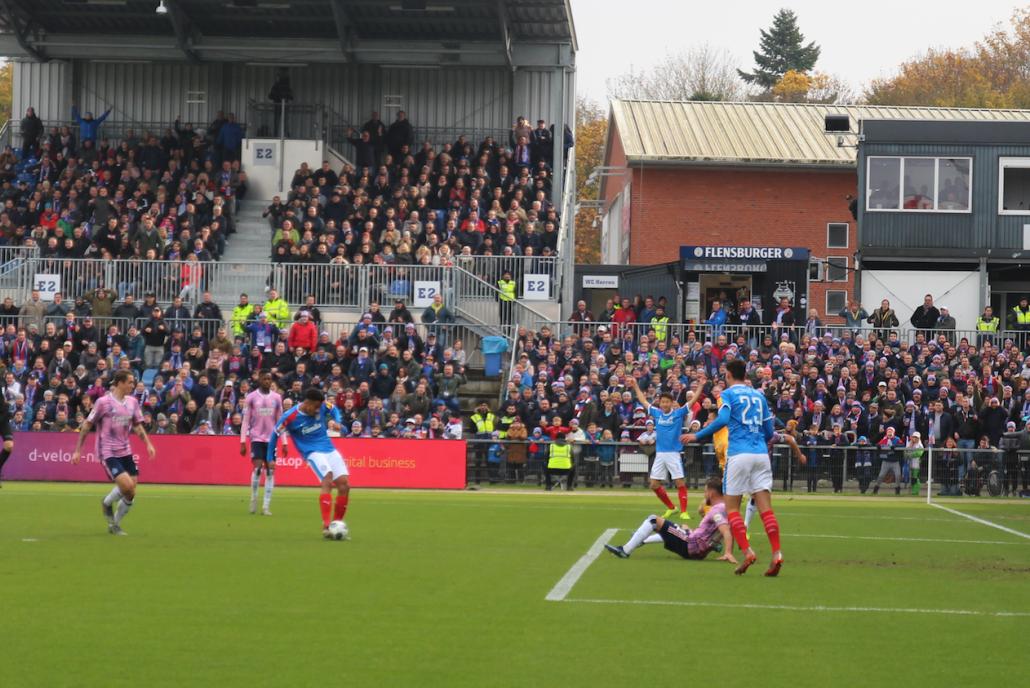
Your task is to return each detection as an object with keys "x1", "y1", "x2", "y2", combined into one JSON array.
[{"x1": 680, "y1": 245, "x2": 810, "y2": 262}]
